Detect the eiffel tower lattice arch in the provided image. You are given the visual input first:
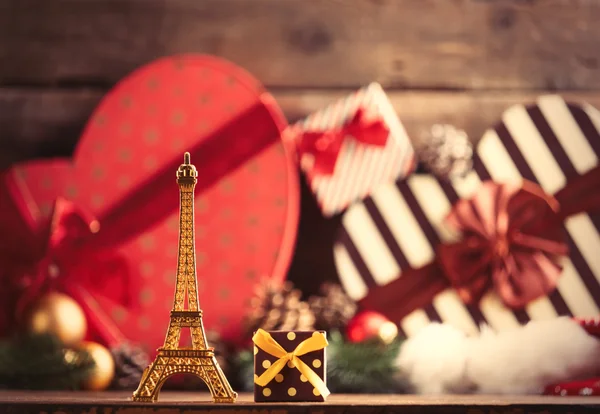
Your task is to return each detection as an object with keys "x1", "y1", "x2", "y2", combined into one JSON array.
[{"x1": 132, "y1": 153, "x2": 237, "y2": 403}]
